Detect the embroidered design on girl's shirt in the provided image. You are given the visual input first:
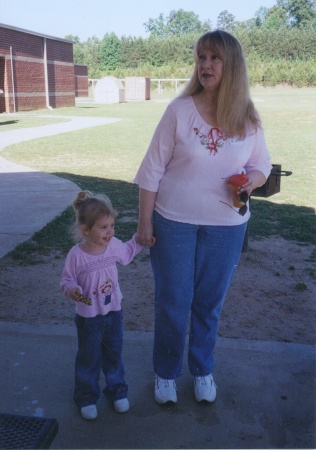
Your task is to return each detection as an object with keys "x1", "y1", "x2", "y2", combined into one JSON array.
[{"x1": 194, "y1": 127, "x2": 227, "y2": 155}]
